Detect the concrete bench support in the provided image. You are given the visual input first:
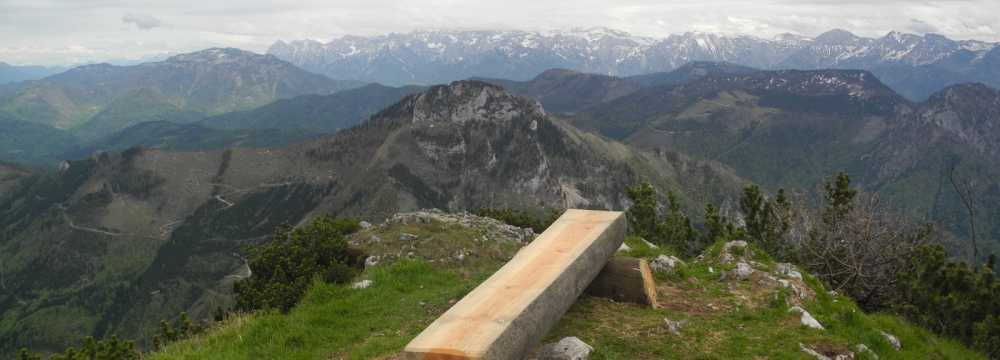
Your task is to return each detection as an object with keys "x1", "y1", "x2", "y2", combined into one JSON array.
[{"x1": 404, "y1": 209, "x2": 626, "y2": 360}]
